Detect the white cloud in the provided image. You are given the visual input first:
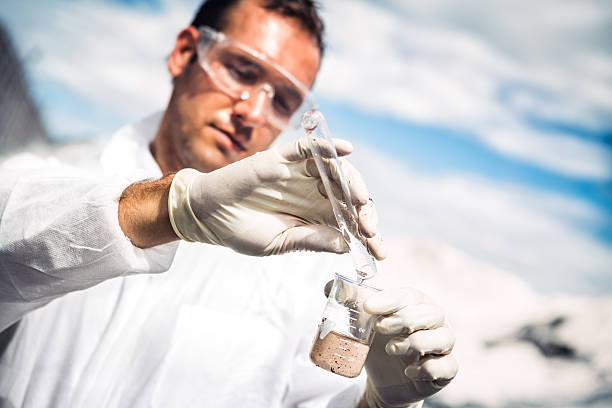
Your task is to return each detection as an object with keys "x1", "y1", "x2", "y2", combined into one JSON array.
[
  {"x1": 3, "y1": 0, "x2": 610, "y2": 293},
  {"x1": 482, "y1": 125, "x2": 612, "y2": 179},
  {"x1": 0, "y1": 0, "x2": 201, "y2": 136},
  {"x1": 4, "y1": 0, "x2": 610, "y2": 178},
  {"x1": 346, "y1": 142, "x2": 612, "y2": 294},
  {"x1": 275, "y1": 122, "x2": 612, "y2": 295},
  {"x1": 316, "y1": 0, "x2": 612, "y2": 179},
  {"x1": 371, "y1": 237, "x2": 612, "y2": 406}
]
